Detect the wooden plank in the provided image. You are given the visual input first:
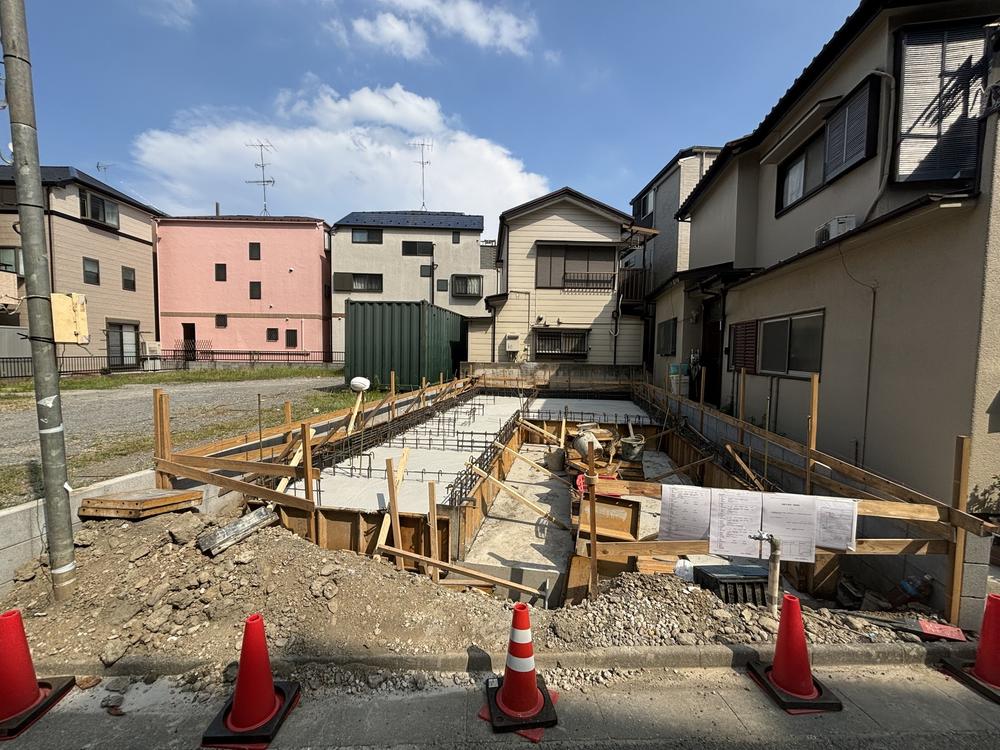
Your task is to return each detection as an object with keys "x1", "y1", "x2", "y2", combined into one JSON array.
[
  {"x1": 466, "y1": 463, "x2": 569, "y2": 530},
  {"x1": 80, "y1": 493, "x2": 203, "y2": 512},
  {"x1": 275, "y1": 425, "x2": 313, "y2": 494},
  {"x1": 301, "y1": 422, "x2": 314, "y2": 506},
  {"x1": 377, "y1": 545, "x2": 544, "y2": 597},
  {"x1": 346, "y1": 391, "x2": 364, "y2": 435},
  {"x1": 948, "y1": 435, "x2": 971, "y2": 624},
  {"x1": 805, "y1": 372, "x2": 819, "y2": 494},
  {"x1": 648, "y1": 455, "x2": 713, "y2": 482},
  {"x1": 197, "y1": 506, "x2": 279, "y2": 556},
  {"x1": 153, "y1": 388, "x2": 165, "y2": 489},
  {"x1": 725, "y1": 444, "x2": 766, "y2": 491},
  {"x1": 375, "y1": 514, "x2": 391, "y2": 555},
  {"x1": 559, "y1": 414, "x2": 567, "y2": 445},
  {"x1": 519, "y1": 419, "x2": 560, "y2": 445},
  {"x1": 389, "y1": 370, "x2": 397, "y2": 420},
  {"x1": 168, "y1": 453, "x2": 319, "y2": 479},
  {"x1": 587, "y1": 442, "x2": 598, "y2": 599},
  {"x1": 155, "y1": 458, "x2": 315, "y2": 512},
  {"x1": 395, "y1": 448, "x2": 410, "y2": 486},
  {"x1": 494, "y1": 442, "x2": 574, "y2": 488},
  {"x1": 837, "y1": 538, "x2": 951, "y2": 556},
  {"x1": 428, "y1": 482, "x2": 440, "y2": 583},
  {"x1": 386, "y1": 457, "x2": 404, "y2": 570},
  {"x1": 577, "y1": 495, "x2": 640, "y2": 539},
  {"x1": 79, "y1": 498, "x2": 201, "y2": 520},
  {"x1": 564, "y1": 554, "x2": 590, "y2": 605}
]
